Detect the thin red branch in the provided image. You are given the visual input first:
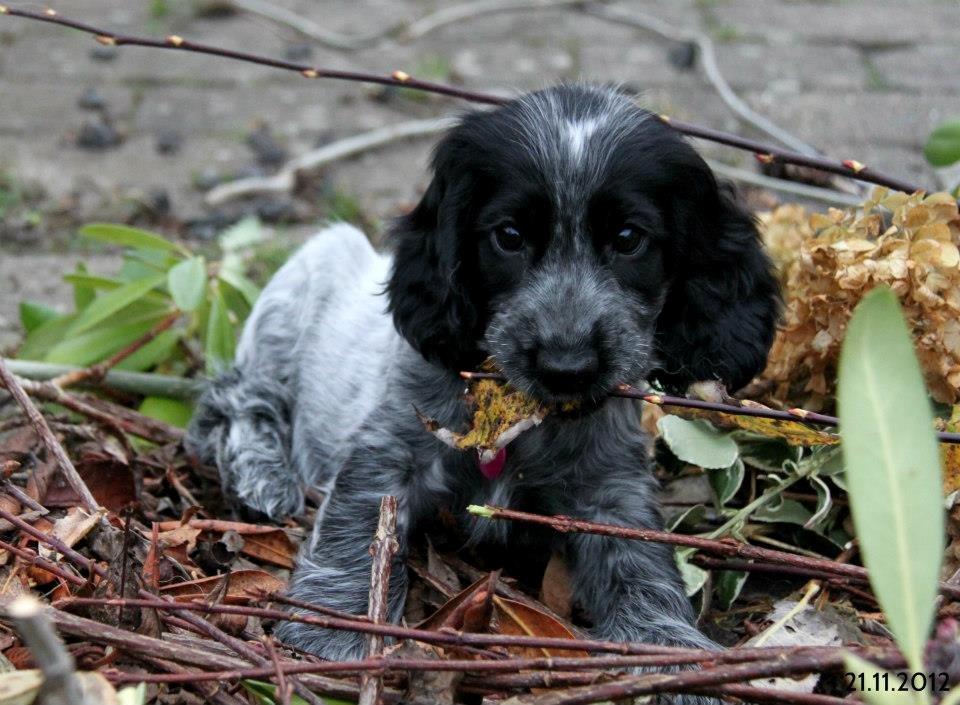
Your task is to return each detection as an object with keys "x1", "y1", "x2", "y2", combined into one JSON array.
[
  {"x1": 0, "y1": 5, "x2": 941, "y2": 200},
  {"x1": 461, "y1": 371, "x2": 960, "y2": 444},
  {"x1": 469, "y1": 504, "x2": 960, "y2": 600}
]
